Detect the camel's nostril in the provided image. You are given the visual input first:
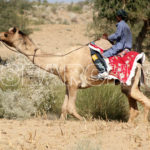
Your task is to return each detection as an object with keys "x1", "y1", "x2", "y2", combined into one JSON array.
[{"x1": 4, "y1": 33, "x2": 8, "y2": 37}]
